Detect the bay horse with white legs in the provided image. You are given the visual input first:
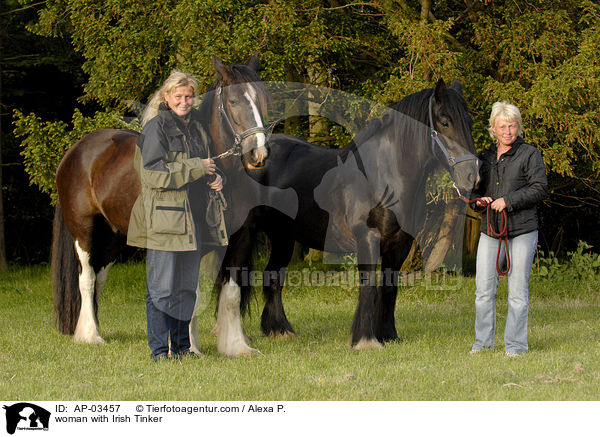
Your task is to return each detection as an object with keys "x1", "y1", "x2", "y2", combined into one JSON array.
[
  {"x1": 214, "y1": 79, "x2": 480, "y2": 353},
  {"x1": 52, "y1": 55, "x2": 274, "y2": 348}
]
